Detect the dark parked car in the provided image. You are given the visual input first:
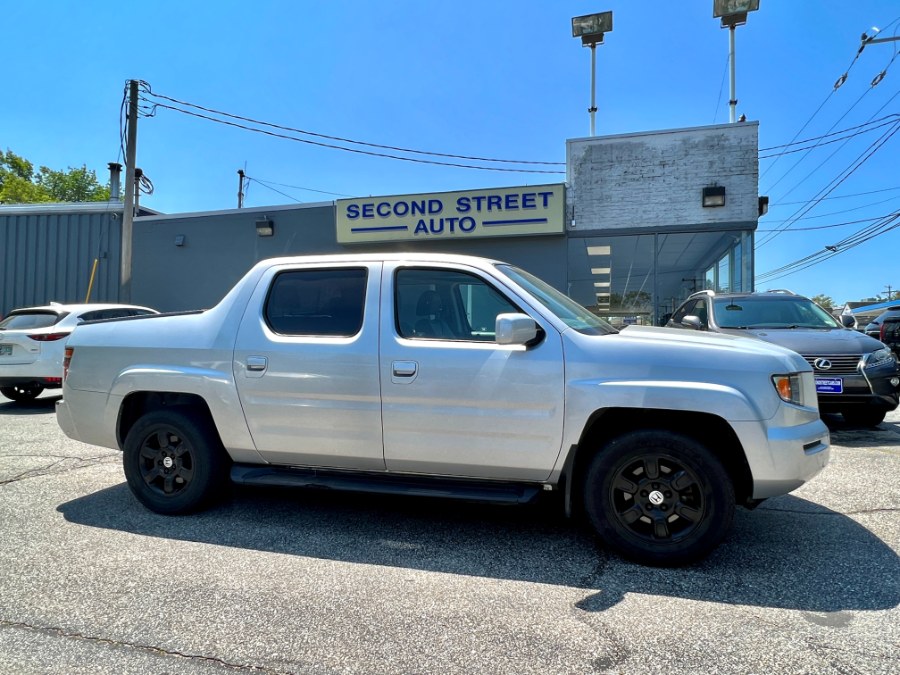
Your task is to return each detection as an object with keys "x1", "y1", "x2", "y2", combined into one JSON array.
[
  {"x1": 864, "y1": 306, "x2": 900, "y2": 339},
  {"x1": 667, "y1": 290, "x2": 900, "y2": 427},
  {"x1": 881, "y1": 315, "x2": 900, "y2": 358}
]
